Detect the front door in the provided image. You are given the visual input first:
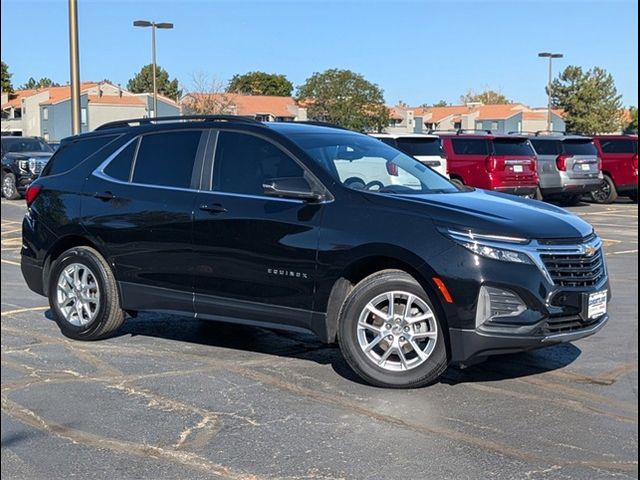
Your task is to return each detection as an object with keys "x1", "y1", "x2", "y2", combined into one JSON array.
[{"x1": 192, "y1": 130, "x2": 322, "y2": 330}]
